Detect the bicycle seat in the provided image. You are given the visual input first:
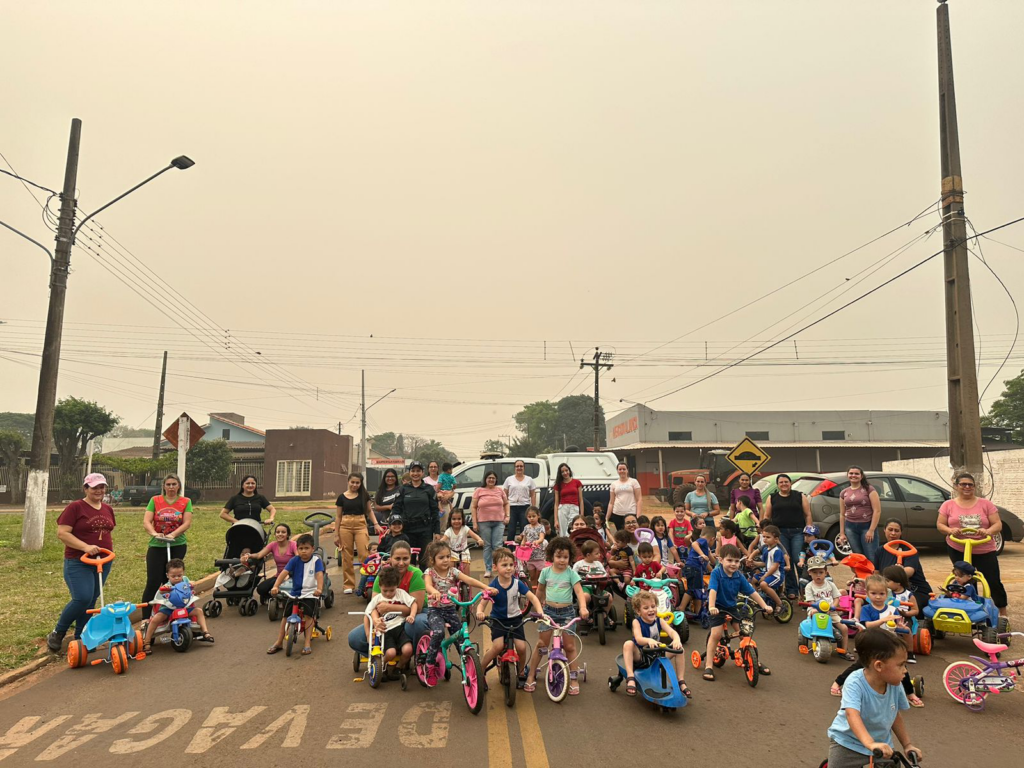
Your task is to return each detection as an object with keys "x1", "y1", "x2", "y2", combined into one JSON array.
[{"x1": 973, "y1": 638, "x2": 1007, "y2": 654}]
